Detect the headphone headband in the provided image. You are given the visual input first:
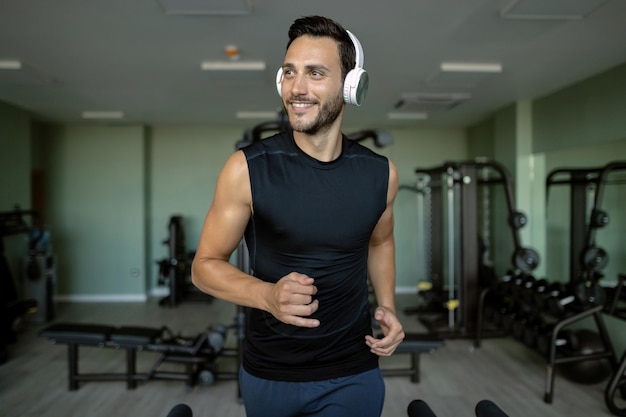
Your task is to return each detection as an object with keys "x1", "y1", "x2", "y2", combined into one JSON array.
[{"x1": 346, "y1": 30, "x2": 364, "y2": 69}]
